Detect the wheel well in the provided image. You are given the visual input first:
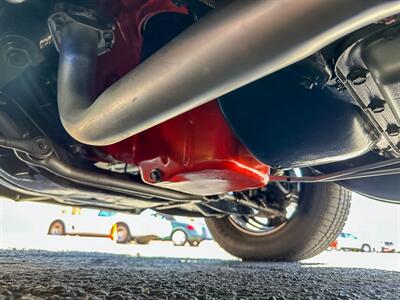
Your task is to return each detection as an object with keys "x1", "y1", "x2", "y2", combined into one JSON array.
[
  {"x1": 171, "y1": 228, "x2": 187, "y2": 238},
  {"x1": 48, "y1": 219, "x2": 65, "y2": 234}
]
